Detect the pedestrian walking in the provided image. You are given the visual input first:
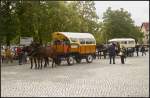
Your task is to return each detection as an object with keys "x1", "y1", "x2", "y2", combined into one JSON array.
[
  {"x1": 141, "y1": 45, "x2": 146, "y2": 56},
  {"x1": 103, "y1": 48, "x2": 107, "y2": 59},
  {"x1": 119, "y1": 46, "x2": 126, "y2": 64},
  {"x1": 108, "y1": 43, "x2": 116, "y2": 64},
  {"x1": 5, "y1": 47, "x2": 13, "y2": 63},
  {"x1": 135, "y1": 45, "x2": 139, "y2": 56},
  {"x1": 17, "y1": 46, "x2": 23, "y2": 65},
  {"x1": 22, "y1": 45, "x2": 27, "y2": 64},
  {"x1": 1, "y1": 47, "x2": 5, "y2": 63}
]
